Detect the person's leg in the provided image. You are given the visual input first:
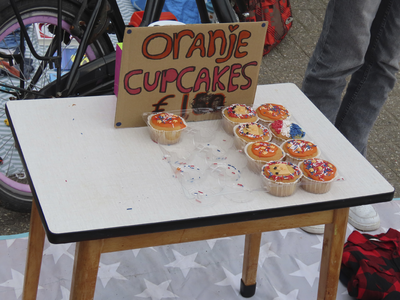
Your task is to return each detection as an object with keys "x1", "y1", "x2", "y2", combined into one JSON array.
[
  {"x1": 302, "y1": 0, "x2": 381, "y2": 123},
  {"x1": 335, "y1": 0, "x2": 400, "y2": 155},
  {"x1": 333, "y1": 0, "x2": 400, "y2": 232},
  {"x1": 300, "y1": 0, "x2": 399, "y2": 234}
]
